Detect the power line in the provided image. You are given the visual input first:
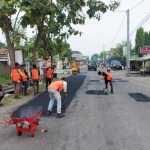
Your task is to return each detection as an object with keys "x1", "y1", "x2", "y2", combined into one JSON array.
[
  {"x1": 105, "y1": 12, "x2": 126, "y2": 47},
  {"x1": 130, "y1": 0, "x2": 145, "y2": 10}
]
